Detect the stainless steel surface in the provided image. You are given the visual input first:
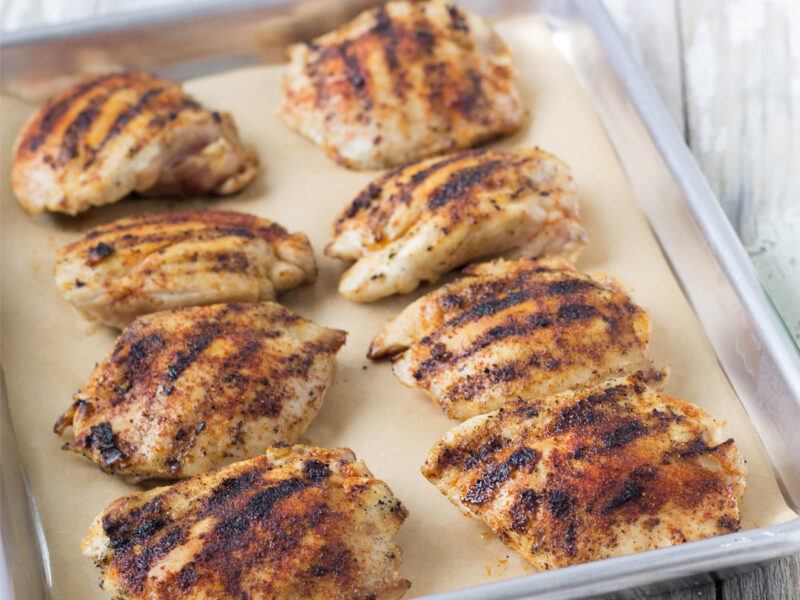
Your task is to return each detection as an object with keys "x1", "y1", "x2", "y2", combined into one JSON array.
[
  {"x1": 1, "y1": 1, "x2": 799, "y2": 599},
  {"x1": 0, "y1": 371, "x2": 51, "y2": 600},
  {"x1": 0, "y1": 0, "x2": 379, "y2": 102}
]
